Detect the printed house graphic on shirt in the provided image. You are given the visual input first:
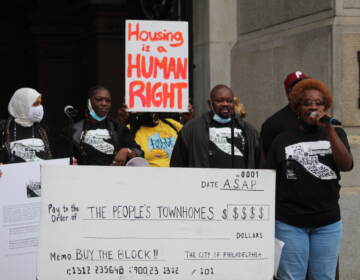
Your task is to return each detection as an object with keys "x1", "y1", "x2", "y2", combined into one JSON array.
[
  {"x1": 285, "y1": 141, "x2": 336, "y2": 180},
  {"x1": 209, "y1": 127, "x2": 244, "y2": 156},
  {"x1": 11, "y1": 139, "x2": 45, "y2": 161},
  {"x1": 83, "y1": 129, "x2": 114, "y2": 154}
]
